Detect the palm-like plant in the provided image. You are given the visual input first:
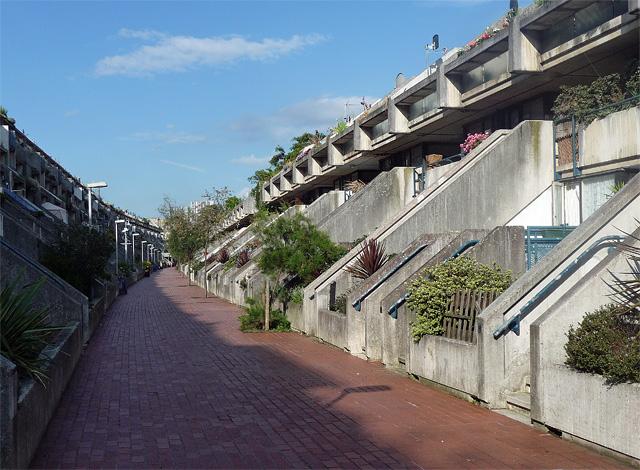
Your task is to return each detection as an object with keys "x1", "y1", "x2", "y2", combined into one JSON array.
[
  {"x1": 1, "y1": 278, "x2": 64, "y2": 385},
  {"x1": 216, "y1": 248, "x2": 230, "y2": 264},
  {"x1": 346, "y1": 238, "x2": 389, "y2": 280},
  {"x1": 607, "y1": 225, "x2": 640, "y2": 314},
  {"x1": 236, "y1": 250, "x2": 250, "y2": 268}
]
